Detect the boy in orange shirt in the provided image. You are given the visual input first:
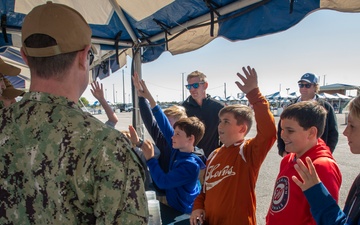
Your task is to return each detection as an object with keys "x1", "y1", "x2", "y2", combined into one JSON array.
[{"x1": 190, "y1": 66, "x2": 277, "y2": 225}]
